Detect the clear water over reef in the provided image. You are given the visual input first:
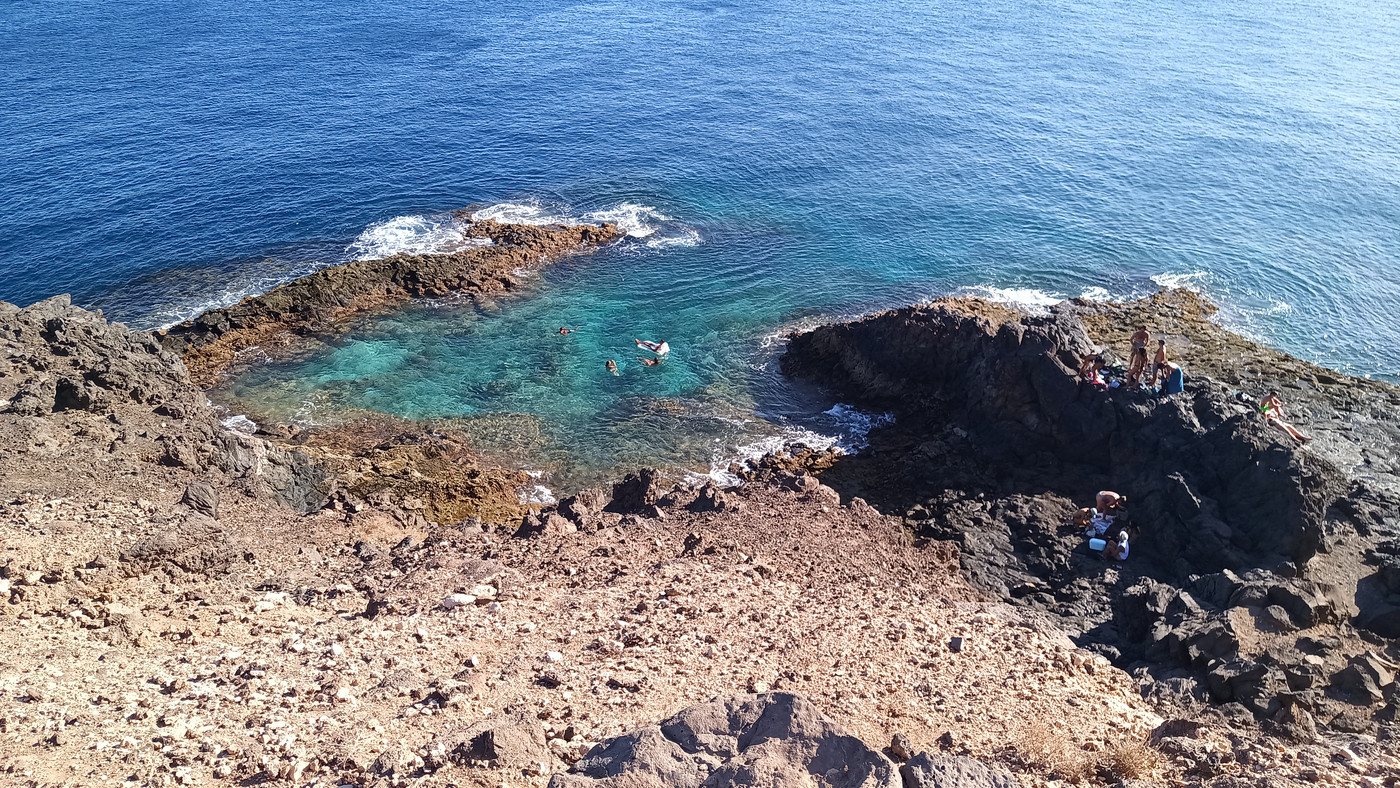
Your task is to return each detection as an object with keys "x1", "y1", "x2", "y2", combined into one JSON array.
[{"x1": 4, "y1": 0, "x2": 1400, "y2": 489}]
